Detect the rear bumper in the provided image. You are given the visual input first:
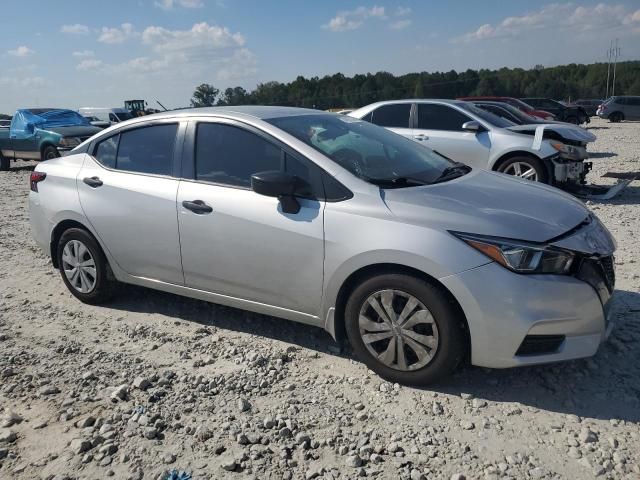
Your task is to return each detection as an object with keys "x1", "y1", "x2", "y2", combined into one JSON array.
[
  {"x1": 441, "y1": 262, "x2": 611, "y2": 369},
  {"x1": 29, "y1": 191, "x2": 51, "y2": 255}
]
